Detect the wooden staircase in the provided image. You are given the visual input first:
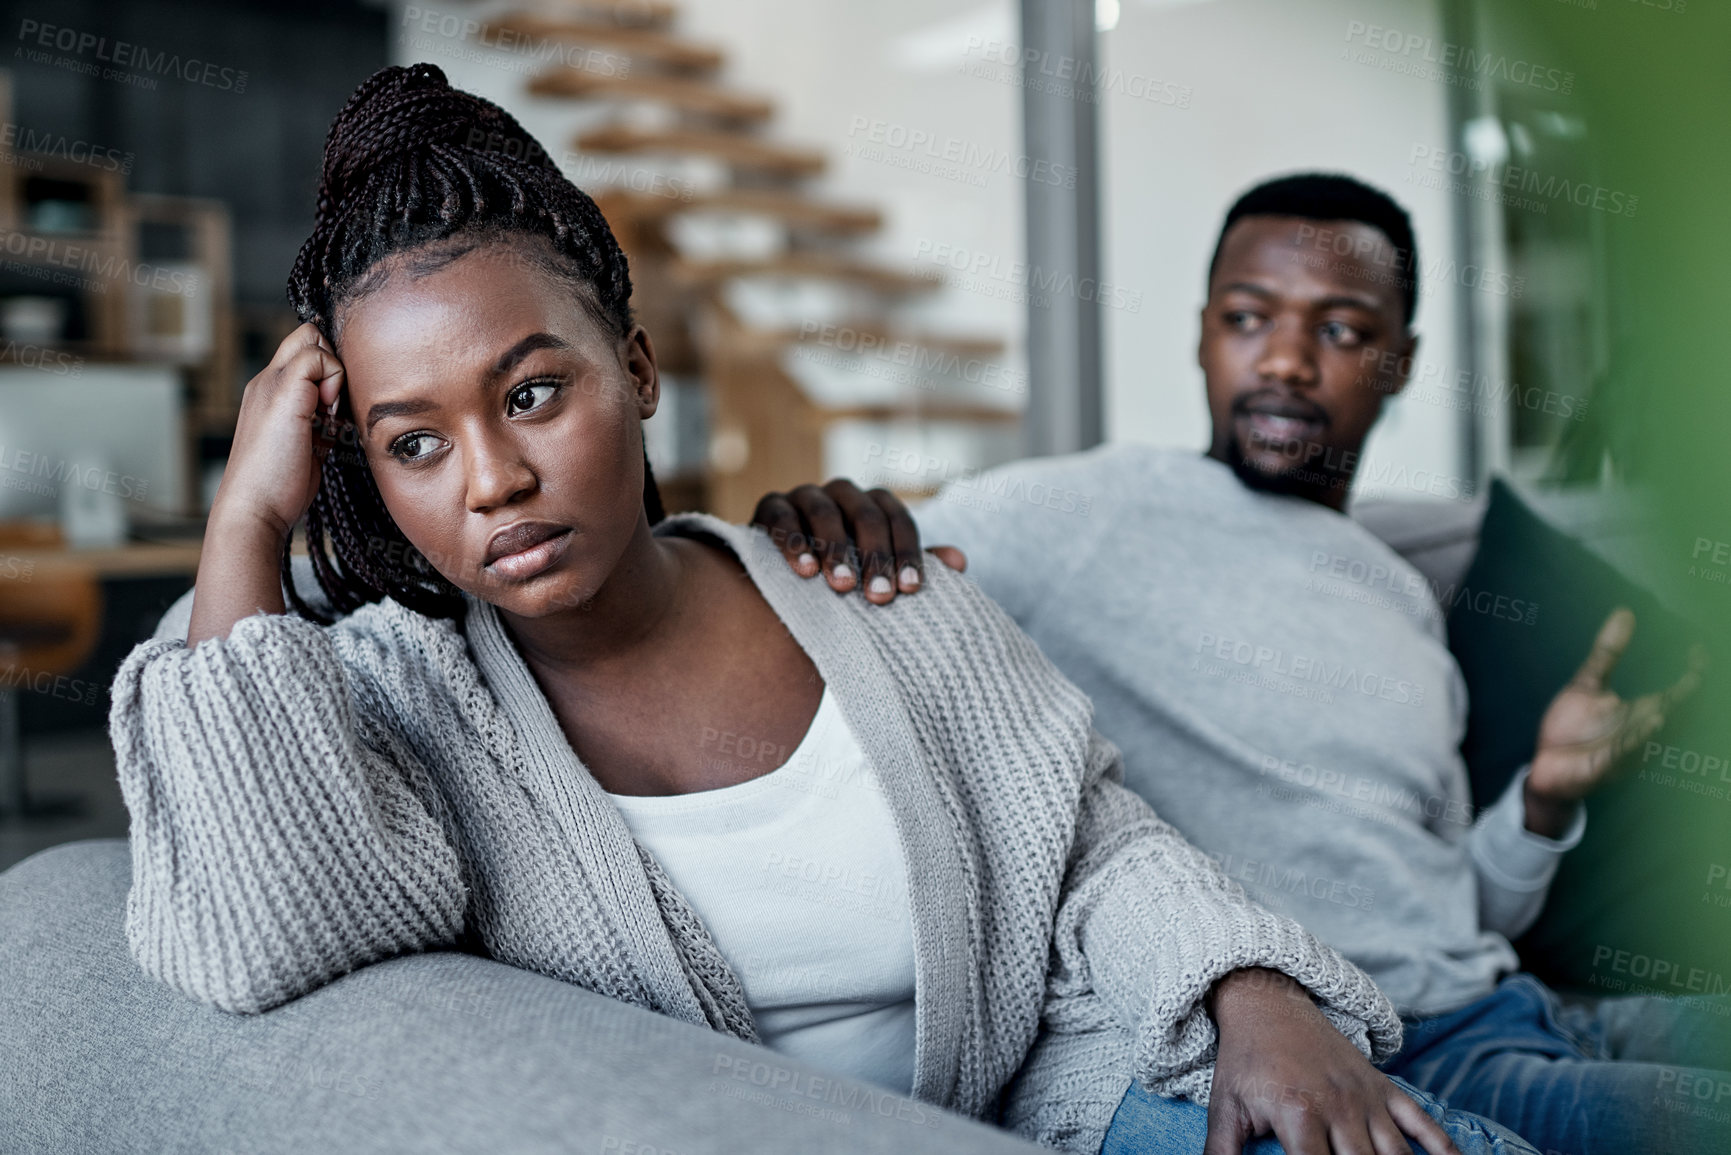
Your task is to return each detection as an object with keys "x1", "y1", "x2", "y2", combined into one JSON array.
[{"x1": 476, "y1": 3, "x2": 1021, "y2": 520}]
